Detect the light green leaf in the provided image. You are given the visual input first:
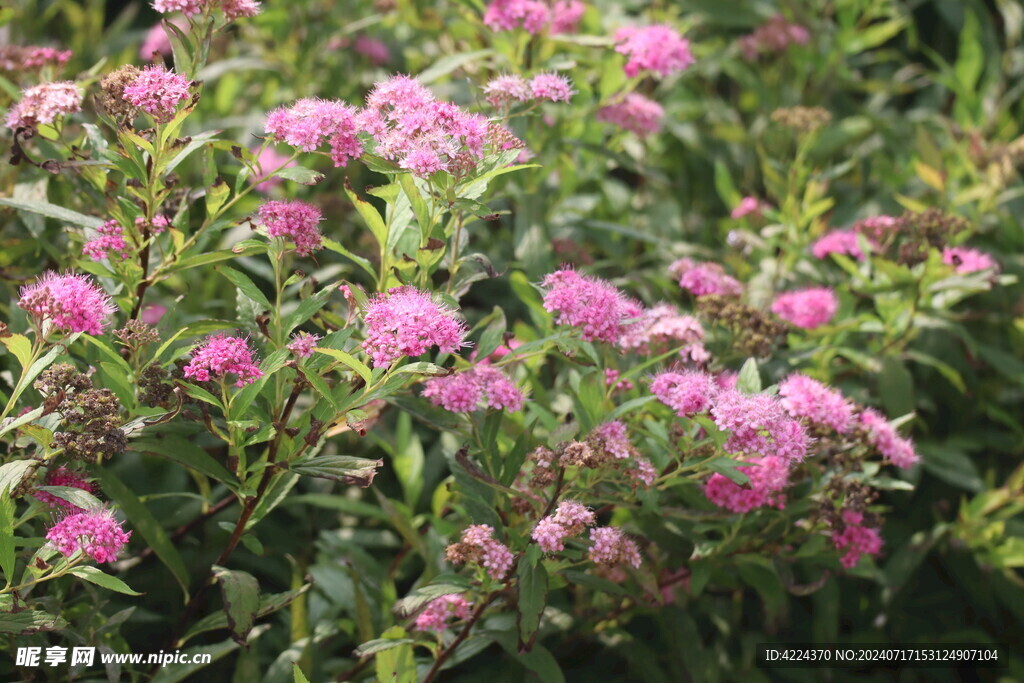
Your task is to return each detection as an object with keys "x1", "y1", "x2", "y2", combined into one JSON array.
[{"x1": 68, "y1": 566, "x2": 143, "y2": 595}]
